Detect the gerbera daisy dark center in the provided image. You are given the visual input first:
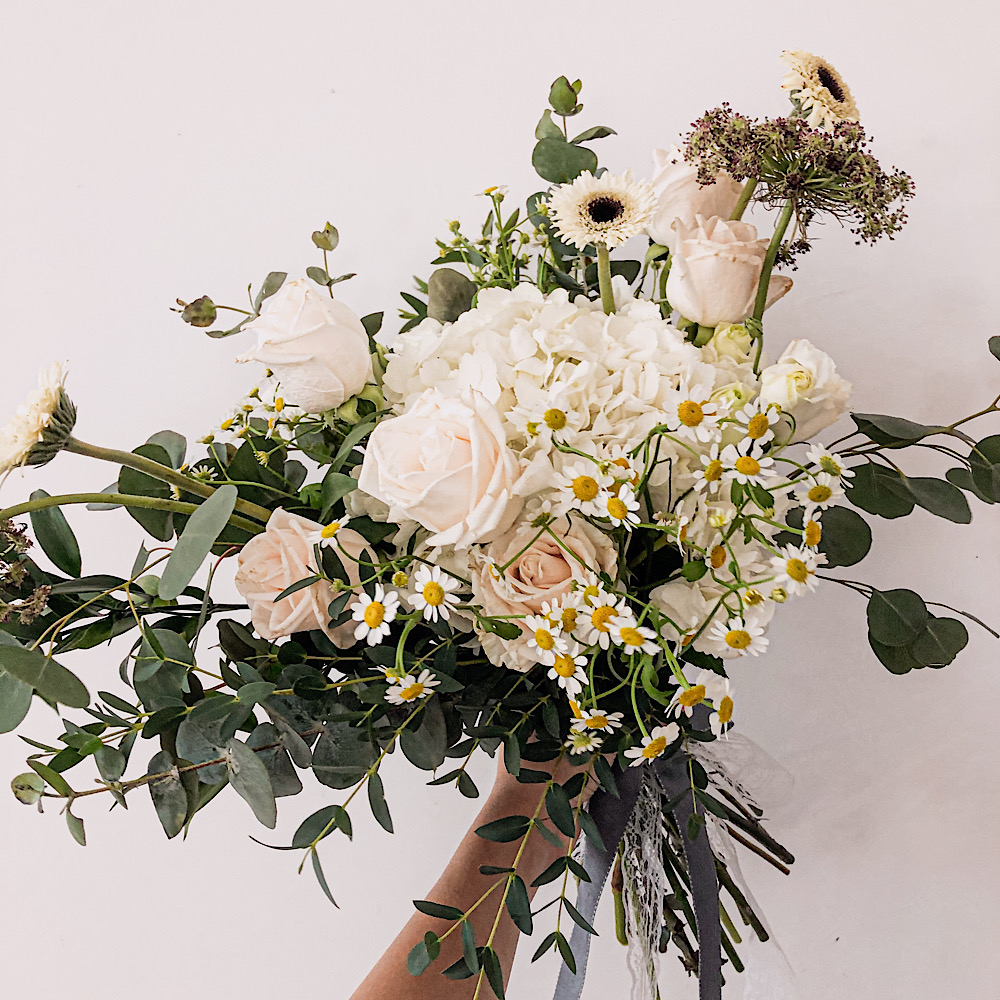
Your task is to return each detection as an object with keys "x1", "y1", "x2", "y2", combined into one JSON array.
[
  {"x1": 586, "y1": 196, "x2": 624, "y2": 224},
  {"x1": 817, "y1": 65, "x2": 845, "y2": 103}
]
